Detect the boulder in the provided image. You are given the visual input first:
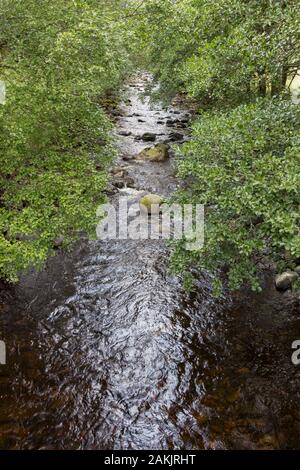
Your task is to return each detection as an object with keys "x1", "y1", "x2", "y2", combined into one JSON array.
[
  {"x1": 168, "y1": 132, "x2": 184, "y2": 141},
  {"x1": 111, "y1": 167, "x2": 128, "y2": 177},
  {"x1": 140, "y1": 194, "x2": 163, "y2": 214},
  {"x1": 124, "y1": 176, "x2": 135, "y2": 187},
  {"x1": 118, "y1": 188, "x2": 145, "y2": 198},
  {"x1": 53, "y1": 235, "x2": 64, "y2": 248},
  {"x1": 104, "y1": 184, "x2": 117, "y2": 196},
  {"x1": 294, "y1": 266, "x2": 300, "y2": 275},
  {"x1": 113, "y1": 176, "x2": 135, "y2": 189},
  {"x1": 275, "y1": 271, "x2": 299, "y2": 291},
  {"x1": 118, "y1": 130, "x2": 132, "y2": 137},
  {"x1": 135, "y1": 144, "x2": 169, "y2": 162},
  {"x1": 122, "y1": 154, "x2": 134, "y2": 162},
  {"x1": 176, "y1": 121, "x2": 188, "y2": 129},
  {"x1": 140, "y1": 132, "x2": 157, "y2": 142}
]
